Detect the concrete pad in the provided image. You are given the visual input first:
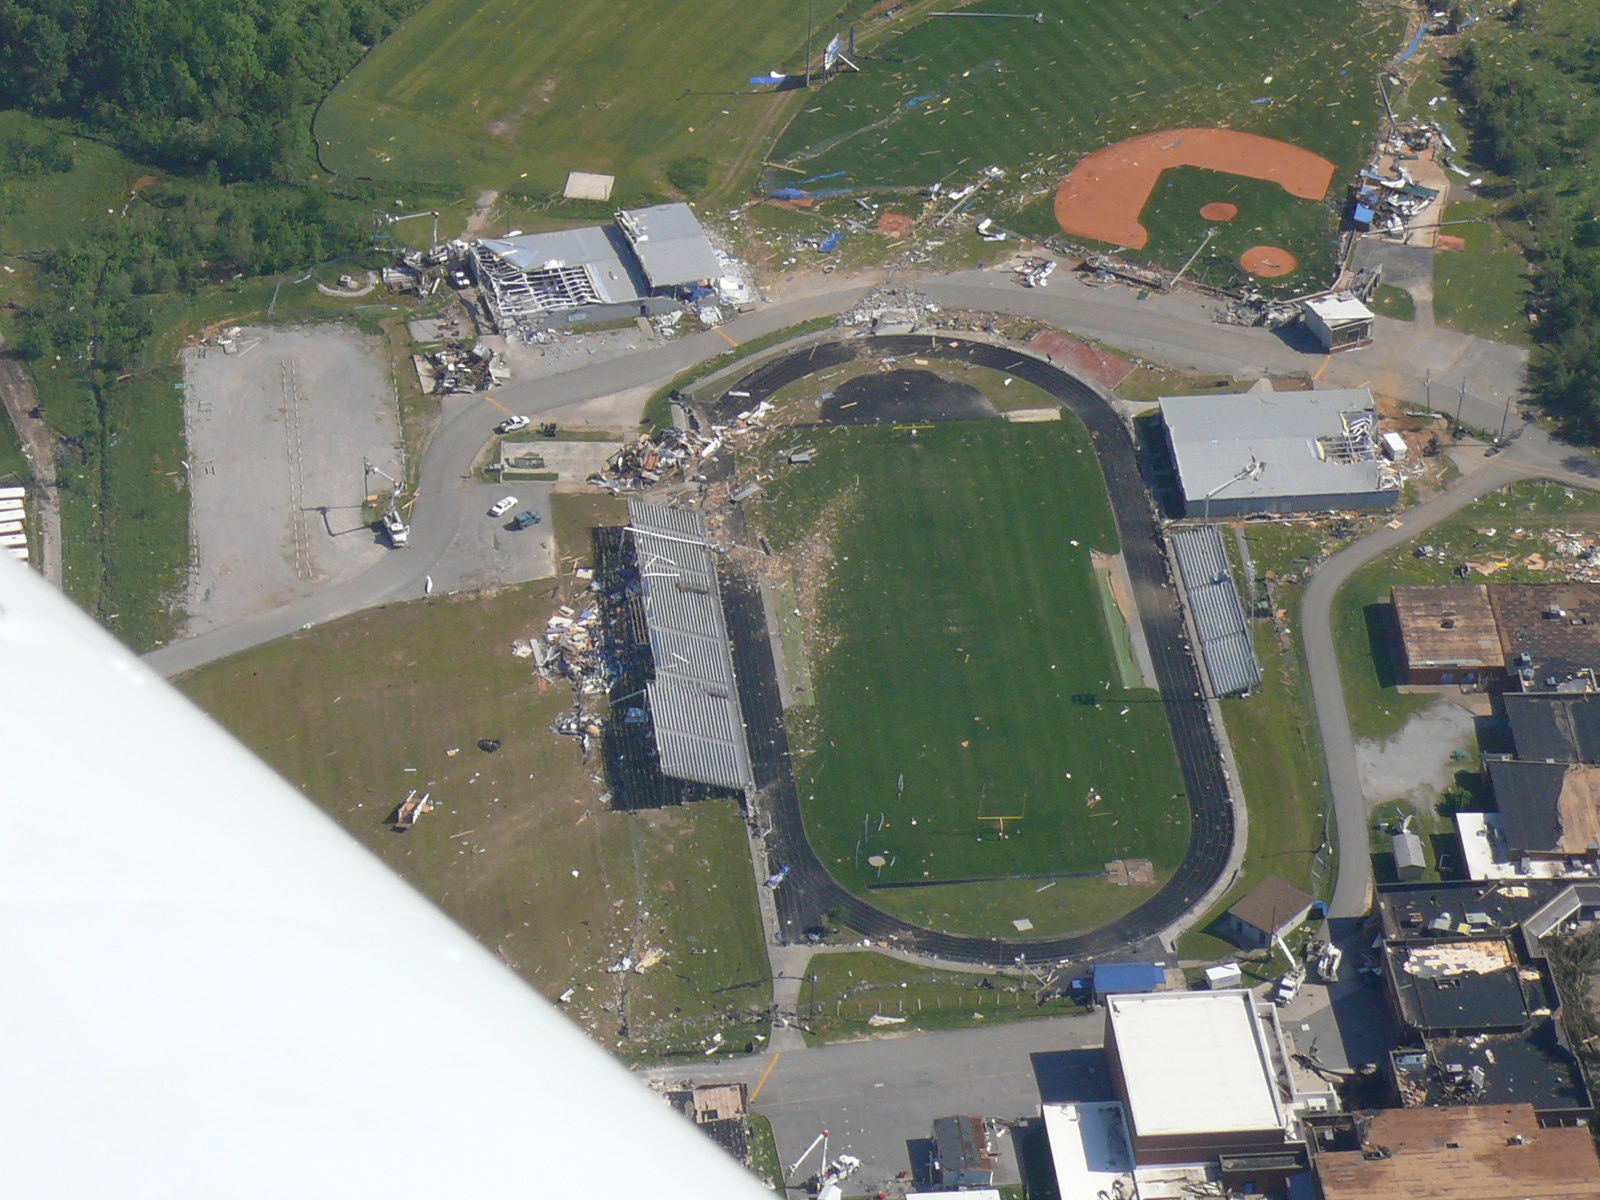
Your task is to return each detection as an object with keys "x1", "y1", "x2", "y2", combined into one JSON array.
[{"x1": 182, "y1": 325, "x2": 401, "y2": 636}]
